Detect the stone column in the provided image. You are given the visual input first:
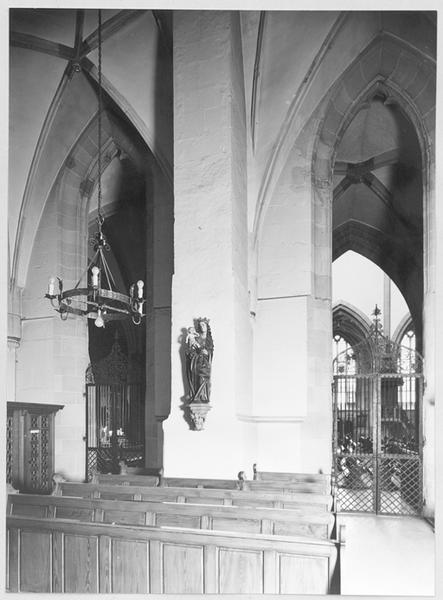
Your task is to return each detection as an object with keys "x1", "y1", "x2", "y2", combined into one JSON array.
[
  {"x1": 7, "y1": 286, "x2": 21, "y2": 402},
  {"x1": 163, "y1": 11, "x2": 251, "y2": 478},
  {"x1": 383, "y1": 274, "x2": 391, "y2": 338},
  {"x1": 145, "y1": 162, "x2": 173, "y2": 468},
  {"x1": 422, "y1": 146, "x2": 436, "y2": 518}
]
